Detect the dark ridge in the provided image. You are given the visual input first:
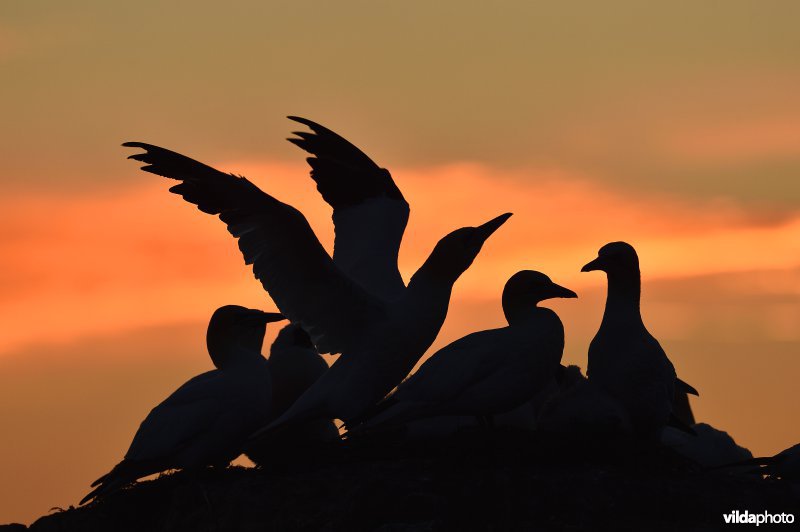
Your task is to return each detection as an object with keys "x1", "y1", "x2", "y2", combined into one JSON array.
[{"x1": 13, "y1": 429, "x2": 800, "y2": 531}]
